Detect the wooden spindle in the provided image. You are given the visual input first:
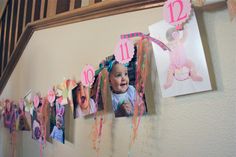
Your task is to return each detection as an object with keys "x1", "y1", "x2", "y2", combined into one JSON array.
[
  {"x1": 70, "y1": 0, "x2": 75, "y2": 10},
  {"x1": 22, "y1": 0, "x2": 27, "y2": 31},
  {"x1": 89, "y1": 0, "x2": 95, "y2": 5},
  {"x1": 47, "y1": 0, "x2": 57, "y2": 17},
  {"x1": 40, "y1": 0, "x2": 45, "y2": 19},
  {"x1": 2, "y1": 11, "x2": 7, "y2": 70},
  {"x1": 14, "y1": 0, "x2": 20, "y2": 45},
  {"x1": 17, "y1": 0, "x2": 26, "y2": 40},
  {"x1": 7, "y1": 0, "x2": 14, "y2": 60},
  {"x1": 9, "y1": 0, "x2": 18, "y2": 56},
  {"x1": 31, "y1": 0, "x2": 36, "y2": 21}
]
